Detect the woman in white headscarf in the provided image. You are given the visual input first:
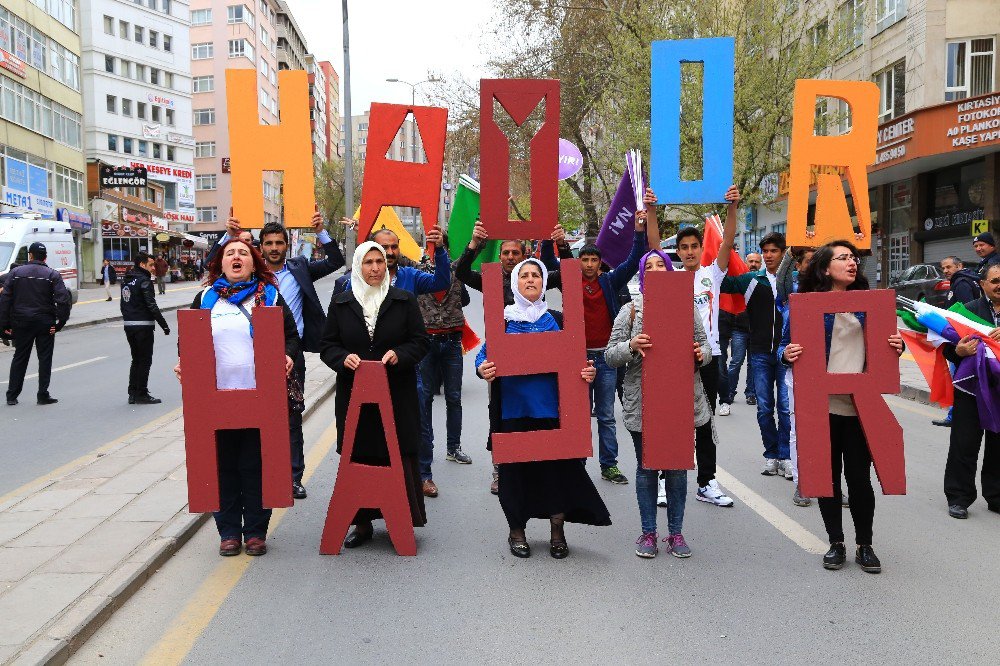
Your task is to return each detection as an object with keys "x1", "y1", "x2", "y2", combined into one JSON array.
[
  {"x1": 320, "y1": 241, "x2": 430, "y2": 549},
  {"x1": 476, "y1": 258, "x2": 610, "y2": 560}
]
